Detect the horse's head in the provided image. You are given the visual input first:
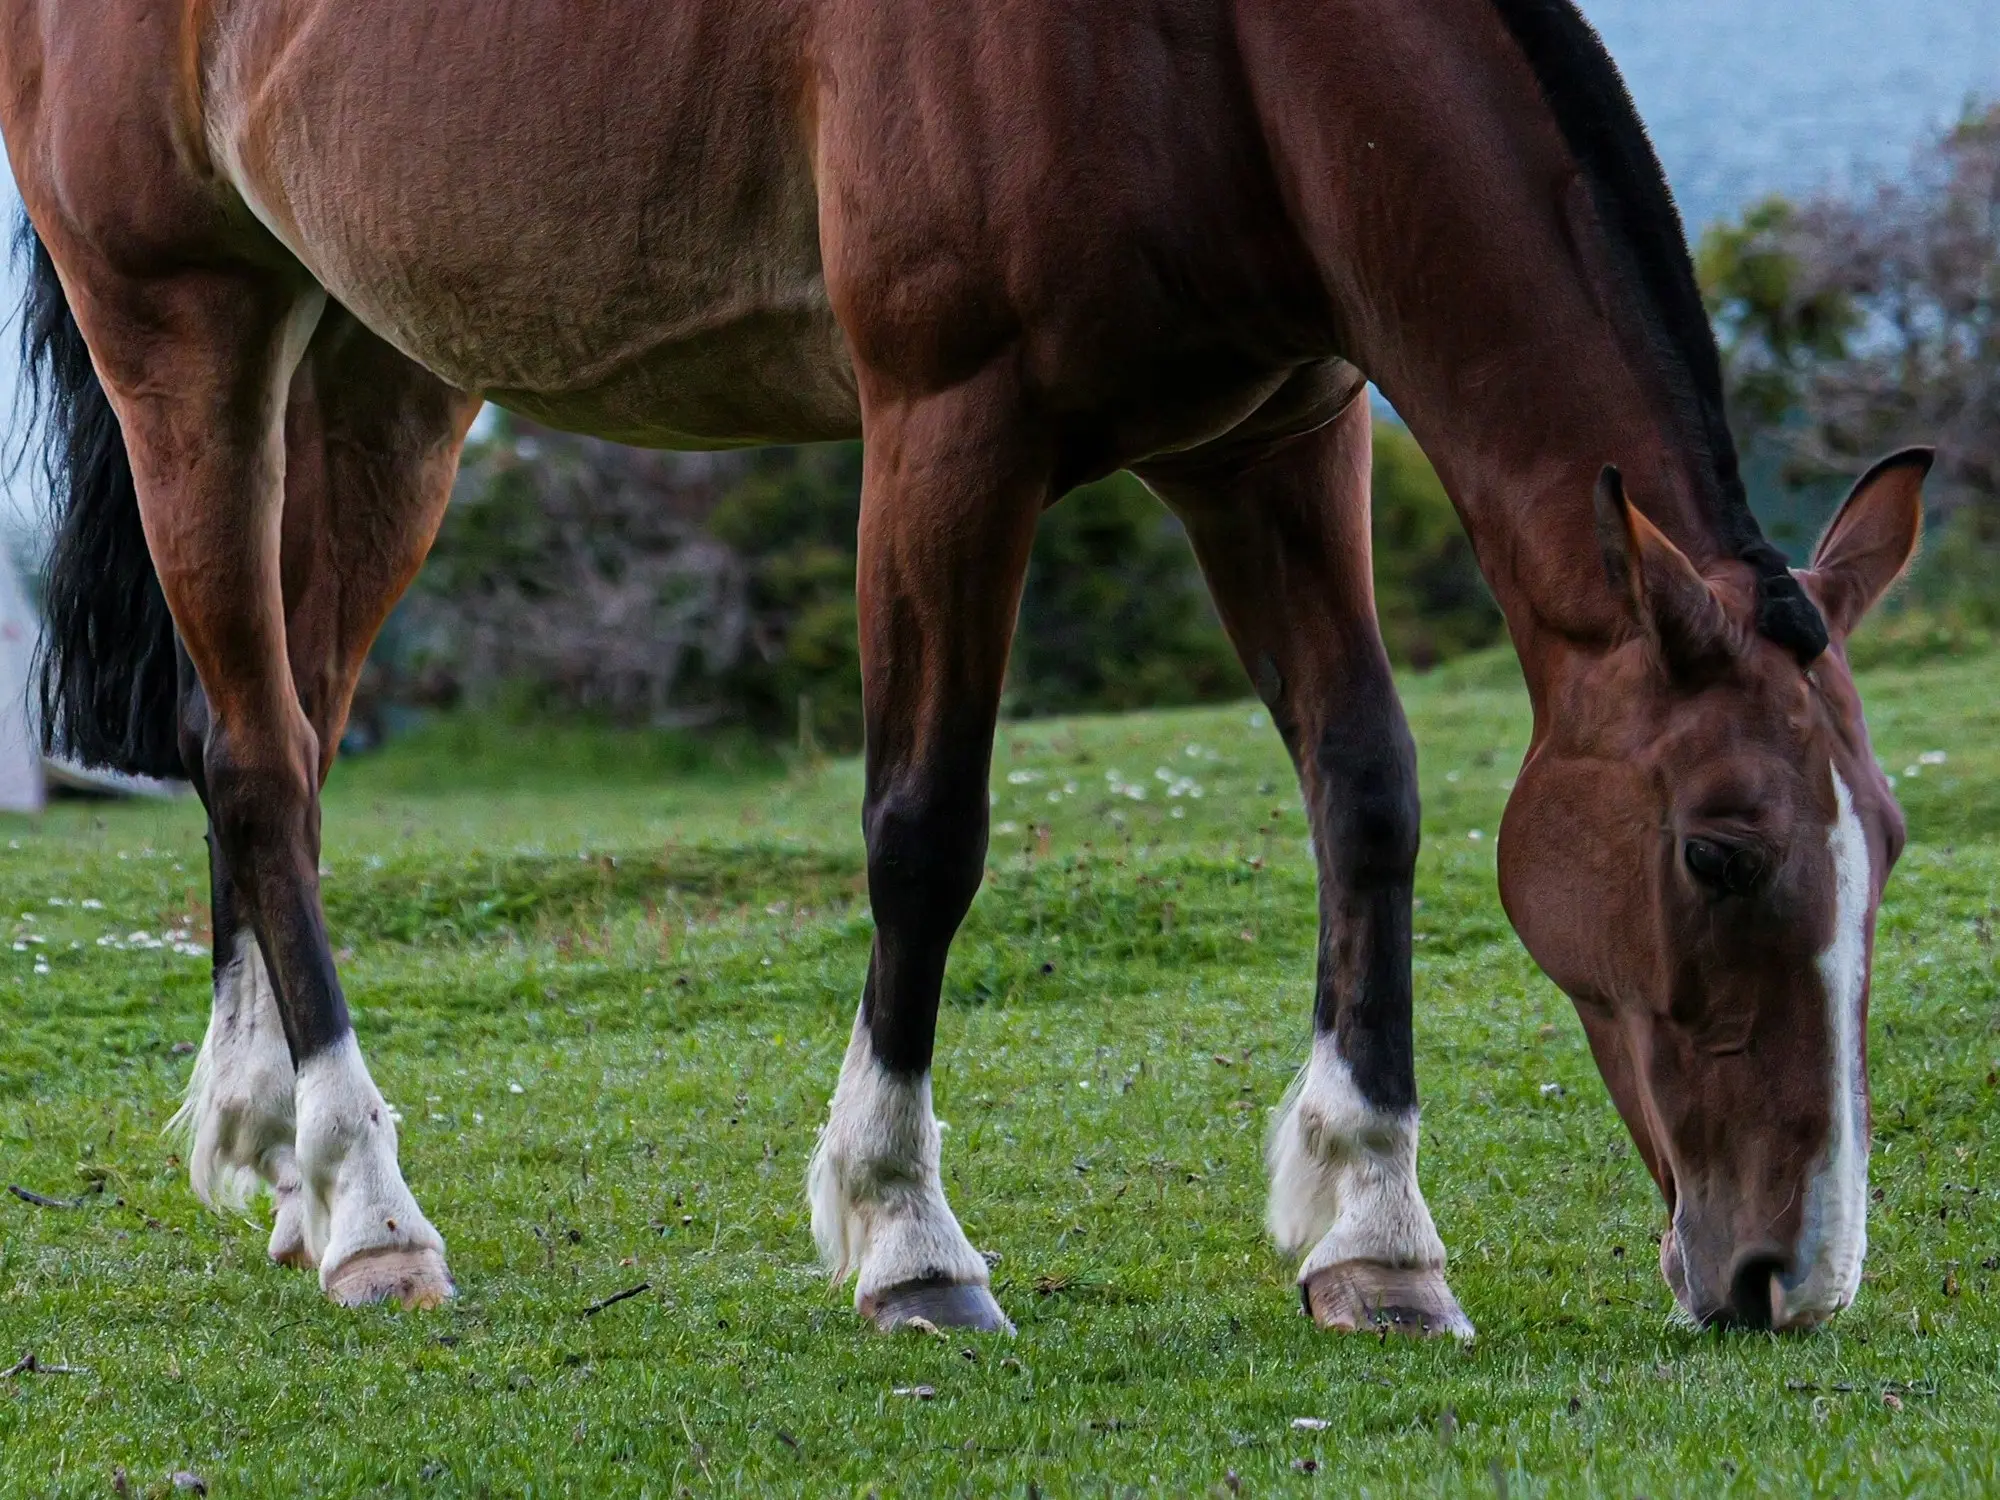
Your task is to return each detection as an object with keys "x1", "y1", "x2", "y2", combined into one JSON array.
[{"x1": 1497, "y1": 451, "x2": 1929, "y2": 1330}]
